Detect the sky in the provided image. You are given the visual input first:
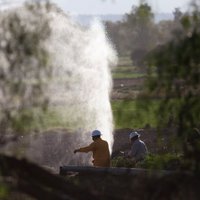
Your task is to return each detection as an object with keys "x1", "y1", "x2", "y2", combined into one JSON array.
[
  {"x1": 53, "y1": 0, "x2": 192, "y2": 15},
  {"x1": 0, "y1": 0, "x2": 193, "y2": 15}
]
